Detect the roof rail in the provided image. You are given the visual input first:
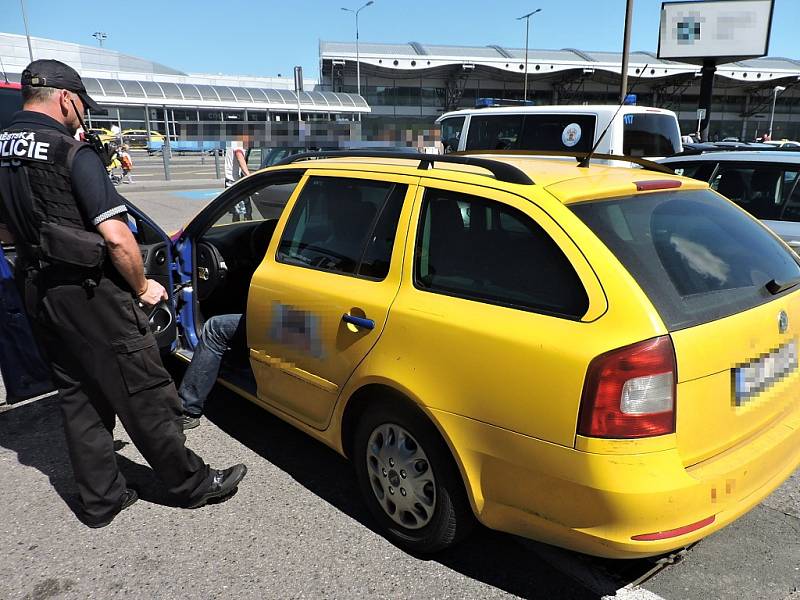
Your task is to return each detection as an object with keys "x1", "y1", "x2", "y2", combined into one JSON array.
[
  {"x1": 452, "y1": 149, "x2": 675, "y2": 175},
  {"x1": 272, "y1": 150, "x2": 535, "y2": 185}
]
